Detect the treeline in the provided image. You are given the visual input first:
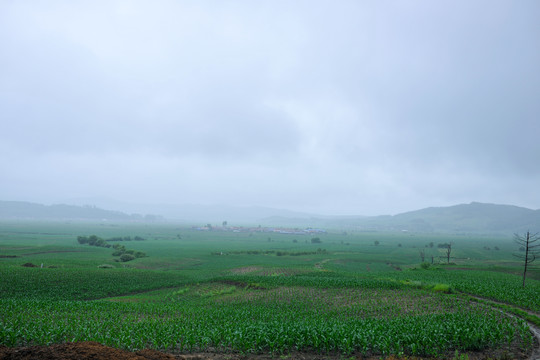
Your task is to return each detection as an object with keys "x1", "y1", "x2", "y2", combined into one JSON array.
[
  {"x1": 107, "y1": 236, "x2": 145, "y2": 242},
  {"x1": 276, "y1": 249, "x2": 328, "y2": 256},
  {"x1": 212, "y1": 249, "x2": 327, "y2": 256},
  {"x1": 77, "y1": 235, "x2": 146, "y2": 262},
  {"x1": 77, "y1": 235, "x2": 145, "y2": 246},
  {"x1": 77, "y1": 235, "x2": 110, "y2": 248}
]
